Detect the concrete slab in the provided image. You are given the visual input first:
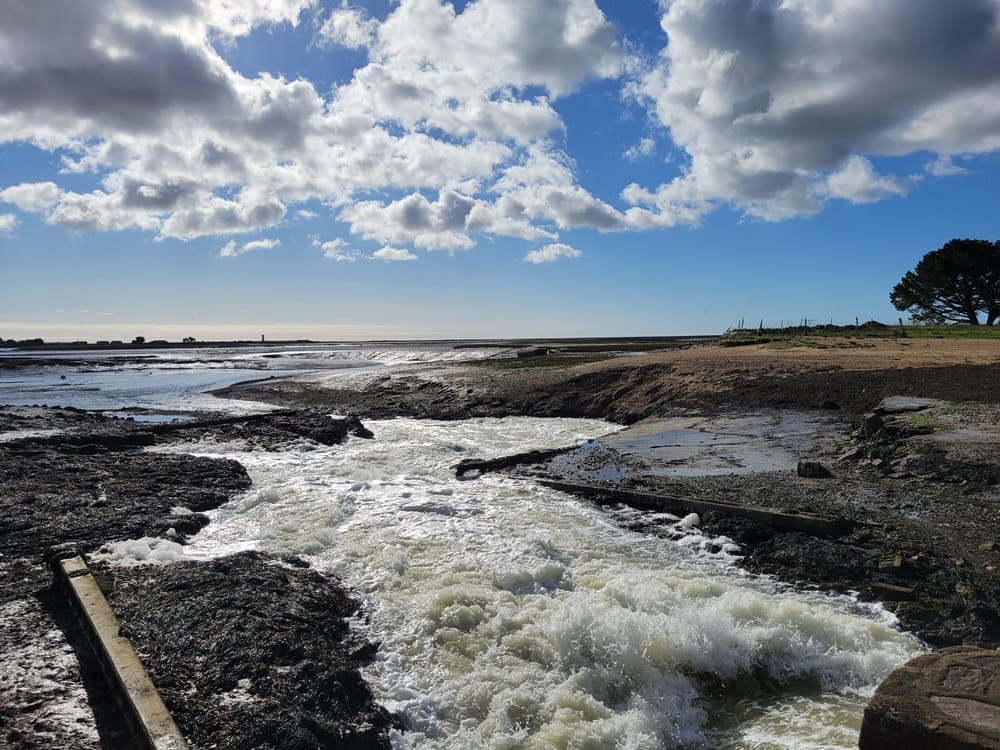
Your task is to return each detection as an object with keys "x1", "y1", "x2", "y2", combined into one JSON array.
[
  {"x1": 54, "y1": 556, "x2": 189, "y2": 750},
  {"x1": 588, "y1": 411, "x2": 839, "y2": 478}
]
